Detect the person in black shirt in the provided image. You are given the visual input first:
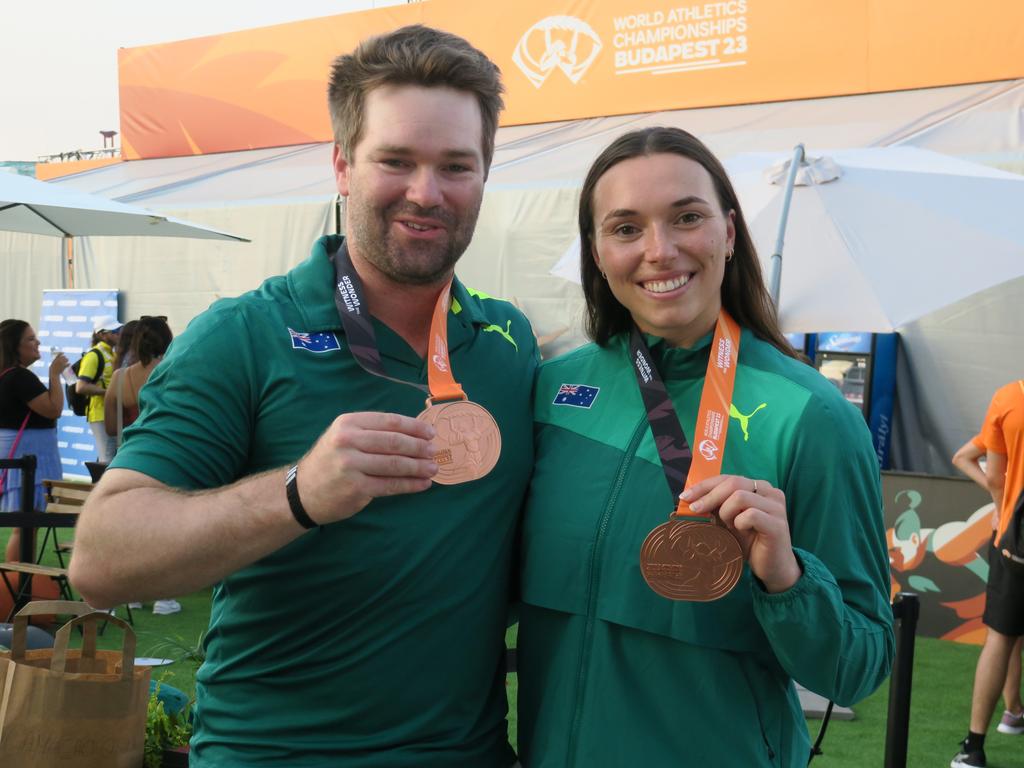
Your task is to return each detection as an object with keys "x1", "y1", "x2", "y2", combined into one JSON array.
[{"x1": 0, "y1": 319, "x2": 69, "y2": 561}]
